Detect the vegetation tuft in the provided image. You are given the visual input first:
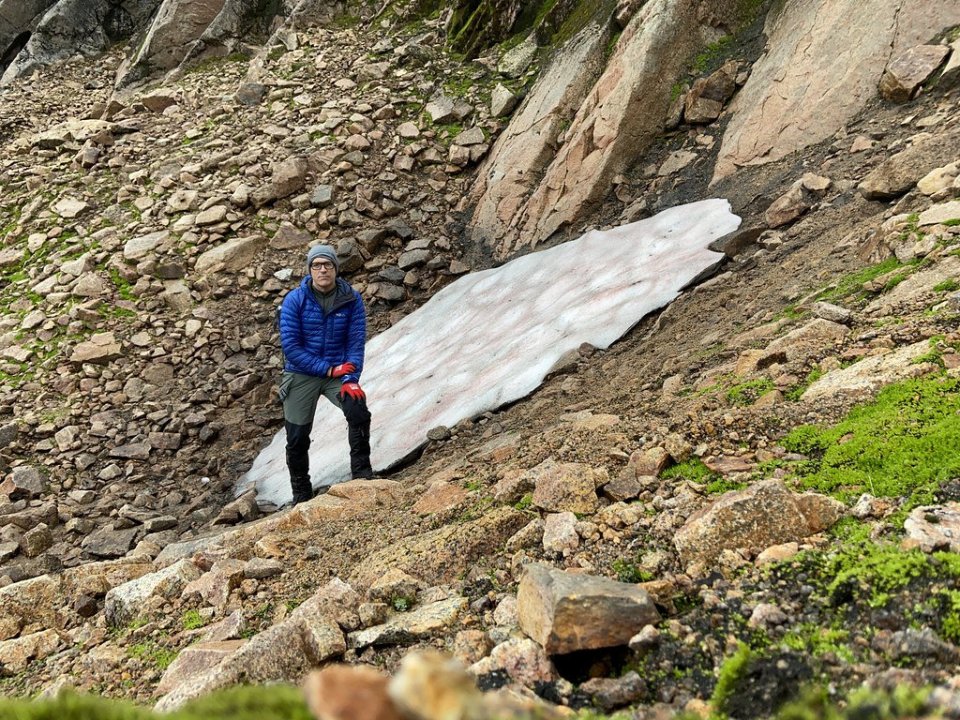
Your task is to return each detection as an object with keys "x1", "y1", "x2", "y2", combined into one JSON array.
[{"x1": 778, "y1": 375, "x2": 960, "y2": 508}]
